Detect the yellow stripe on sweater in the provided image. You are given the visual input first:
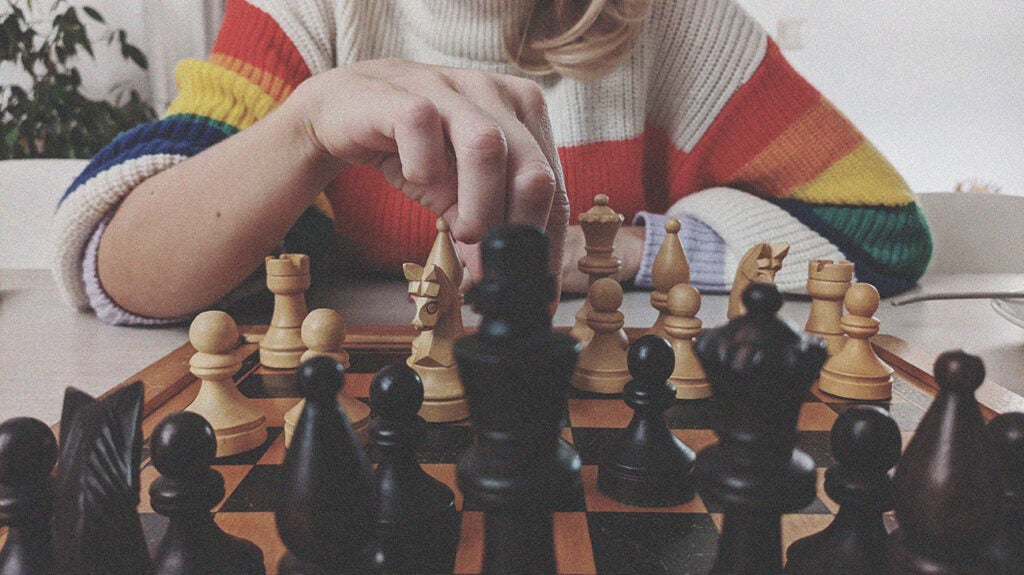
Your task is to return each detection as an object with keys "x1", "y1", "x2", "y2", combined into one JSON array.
[
  {"x1": 210, "y1": 53, "x2": 295, "y2": 103},
  {"x1": 789, "y1": 141, "x2": 915, "y2": 206},
  {"x1": 167, "y1": 59, "x2": 279, "y2": 130}
]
